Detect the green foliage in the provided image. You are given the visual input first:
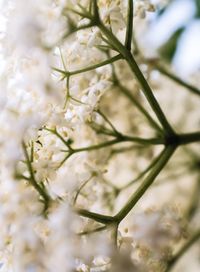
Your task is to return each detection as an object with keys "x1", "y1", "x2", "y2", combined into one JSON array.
[
  {"x1": 195, "y1": 0, "x2": 200, "y2": 18},
  {"x1": 156, "y1": 0, "x2": 200, "y2": 63},
  {"x1": 159, "y1": 27, "x2": 185, "y2": 62}
]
